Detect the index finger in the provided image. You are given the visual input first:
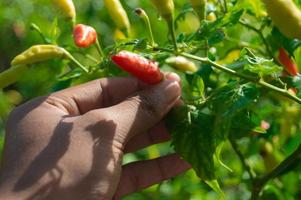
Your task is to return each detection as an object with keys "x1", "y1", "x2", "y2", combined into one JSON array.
[{"x1": 48, "y1": 77, "x2": 140, "y2": 115}]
